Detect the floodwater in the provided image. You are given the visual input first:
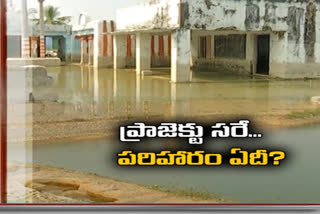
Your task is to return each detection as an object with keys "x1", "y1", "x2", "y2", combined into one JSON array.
[
  {"x1": 7, "y1": 65, "x2": 320, "y2": 203},
  {"x1": 30, "y1": 125, "x2": 320, "y2": 203},
  {"x1": 44, "y1": 65, "x2": 320, "y2": 119}
]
